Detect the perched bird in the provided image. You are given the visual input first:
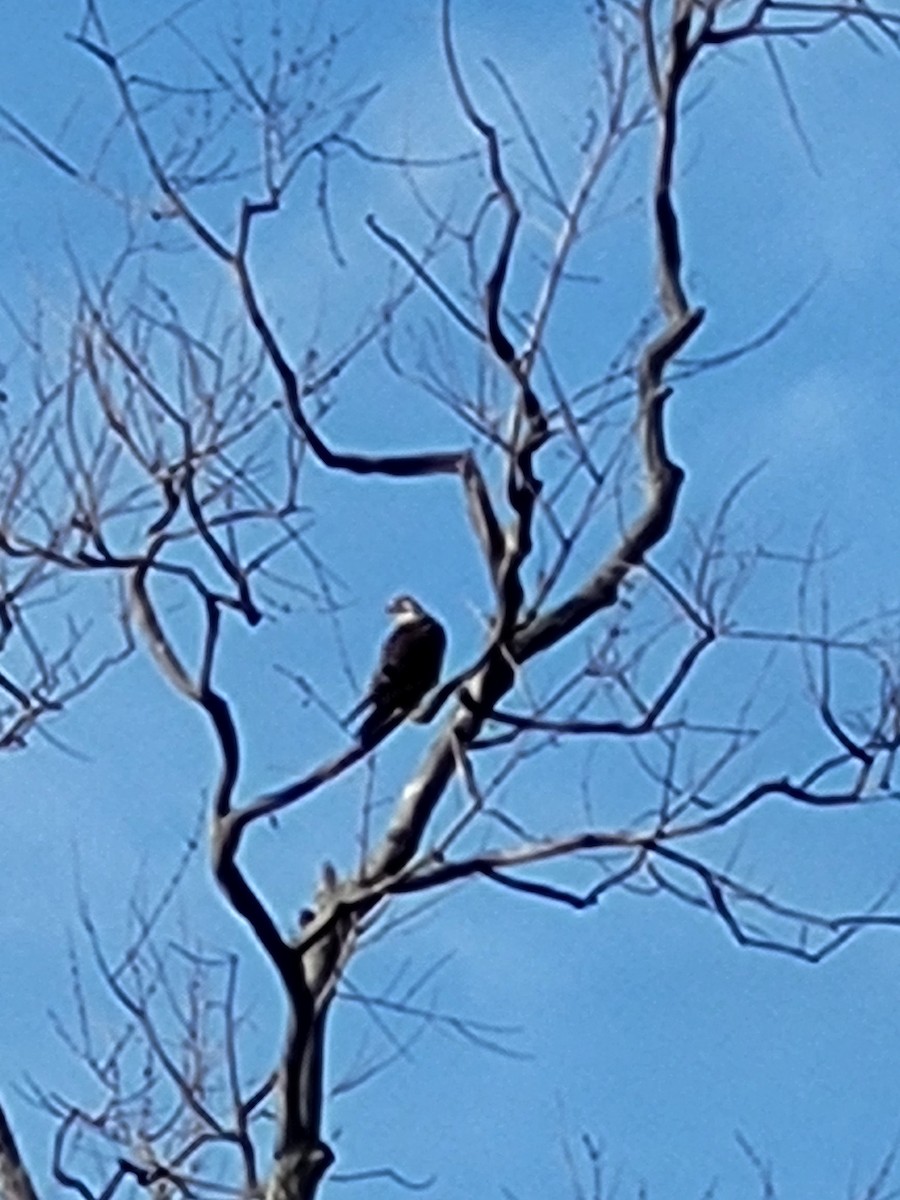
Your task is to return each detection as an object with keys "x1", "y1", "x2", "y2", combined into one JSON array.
[{"x1": 346, "y1": 595, "x2": 447, "y2": 748}]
